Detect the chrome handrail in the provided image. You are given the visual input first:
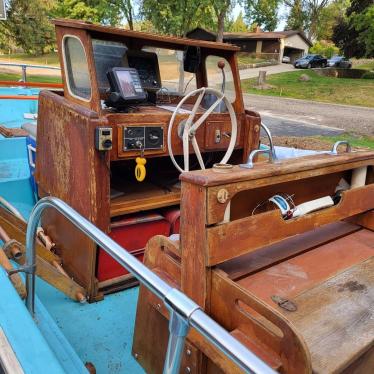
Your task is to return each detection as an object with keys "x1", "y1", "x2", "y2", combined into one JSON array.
[
  {"x1": 330, "y1": 140, "x2": 351, "y2": 155},
  {"x1": 0, "y1": 62, "x2": 60, "y2": 82},
  {"x1": 240, "y1": 148, "x2": 273, "y2": 169},
  {"x1": 261, "y1": 122, "x2": 277, "y2": 161},
  {"x1": 24, "y1": 197, "x2": 275, "y2": 374}
]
